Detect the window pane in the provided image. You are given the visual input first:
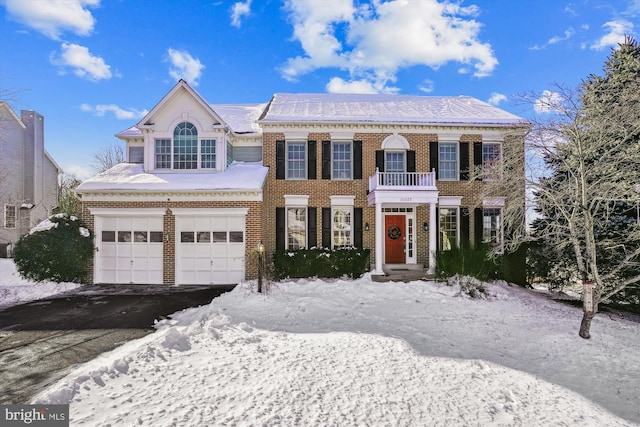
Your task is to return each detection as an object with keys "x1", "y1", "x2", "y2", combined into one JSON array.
[
  {"x1": 439, "y1": 208, "x2": 457, "y2": 251},
  {"x1": 439, "y1": 143, "x2": 457, "y2": 180},
  {"x1": 384, "y1": 151, "x2": 405, "y2": 185},
  {"x1": 118, "y1": 231, "x2": 132, "y2": 242},
  {"x1": 482, "y1": 144, "x2": 501, "y2": 180},
  {"x1": 212, "y1": 232, "x2": 227, "y2": 242},
  {"x1": 201, "y1": 139, "x2": 216, "y2": 169},
  {"x1": 129, "y1": 146, "x2": 144, "y2": 163},
  {"x1": 332, "y1": 207, "x2": 352, "y2": 247},
  {"x1": 4, "y1": 205, "x2": 16, "y2": 229},
  {"x1": 287, "y1": 142, "x2": 306, "y2": 179},
  {"x1": 134, "y1": 231, "x2": 147, "y2": 242},
  {"x1": 155, "y1": 139, "x2": 171, "y2": 169},
  {"x1": 149, "y1": 232, "x2": 163, "y2": 243},
  {"x1": 197, "y1": 232, "x2": 211, "y2": 243},
  {"x1": 181, "y1": 232, "x2": 195, "y2": 243},
  {"x1": 229, "y1": 231, "x2": 244, "y2": 243},
  {"x1": 173, "y1": 122, "x2": 198, "y2": 169},
  {"x1": 102, "y1": 231, "x2": 115, "y2": 242},
  {"x1": 332, "y1": 142, "x2": 352, "y2": 179},
  {"x1": 287, "y1": 207, "x2": 306, "y2": 249},
  {"x1": 483, "y1": 208, "x2": 502, "y2": 246}
]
